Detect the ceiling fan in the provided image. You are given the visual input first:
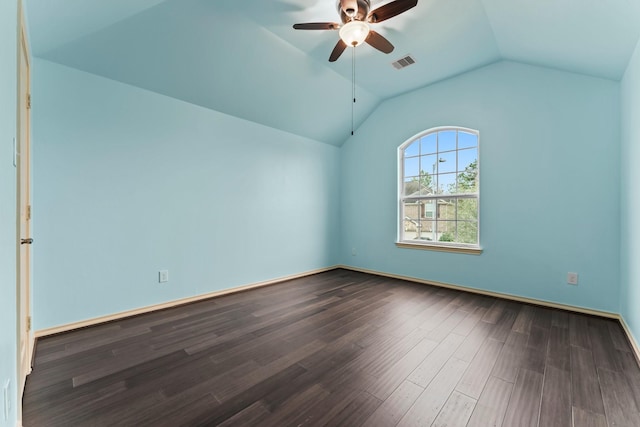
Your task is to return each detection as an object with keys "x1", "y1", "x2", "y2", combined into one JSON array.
[{"x1": 293, "y1": 0, "x2": 418, "y2": 62}]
